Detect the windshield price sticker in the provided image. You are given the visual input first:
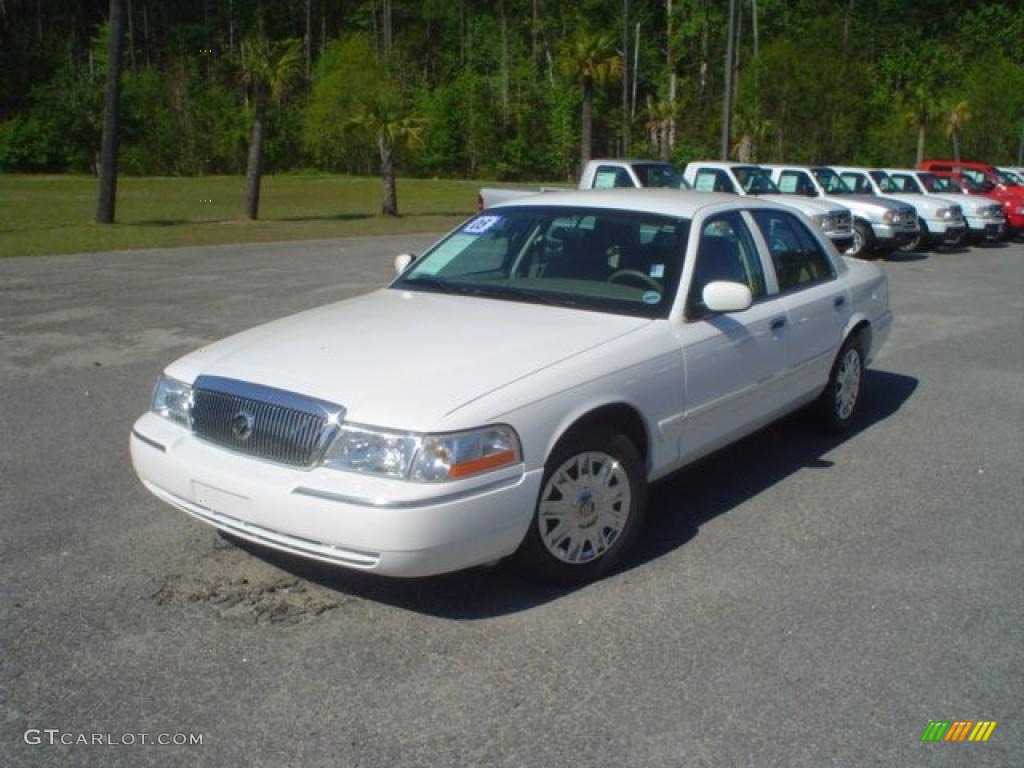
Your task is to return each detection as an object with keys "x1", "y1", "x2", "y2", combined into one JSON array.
[{"x1": 462, "y1": 215, "x2": 502, "y2": 234}]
